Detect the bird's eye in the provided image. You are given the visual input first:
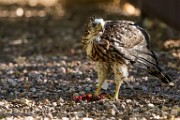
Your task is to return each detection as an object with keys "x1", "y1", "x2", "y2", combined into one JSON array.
[
  {"x1": 89, "y1": 16, "x2": 95, "y2": 21},
  {"x1": 92, "y1": 23, "x2": 98, "y2": 27}
]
